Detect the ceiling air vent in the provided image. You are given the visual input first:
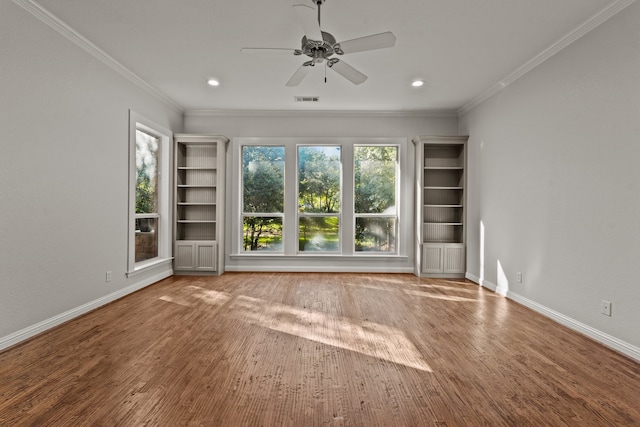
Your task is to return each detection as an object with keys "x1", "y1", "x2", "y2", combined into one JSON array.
[{"x1": 294, "y1": 96, "x2": 319, "y2": 103}]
